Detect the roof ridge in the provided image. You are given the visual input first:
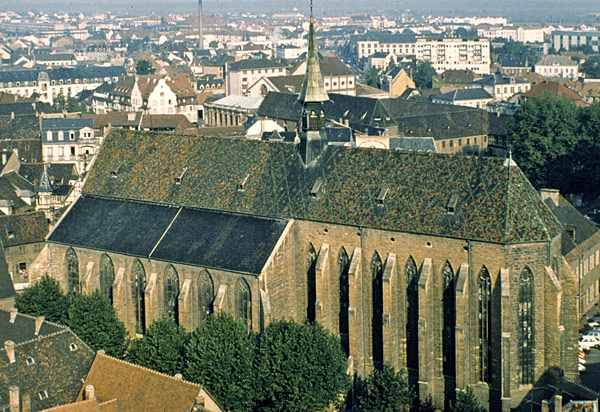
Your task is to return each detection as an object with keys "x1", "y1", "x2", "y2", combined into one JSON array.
[{"x1": 4, "y1": 328, "x2": 69, "y2": 348}]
